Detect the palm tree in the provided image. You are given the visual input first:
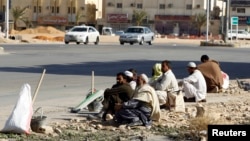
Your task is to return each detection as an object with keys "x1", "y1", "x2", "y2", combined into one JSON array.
[
  {"x1": 191, "y1": 13, "x2": 207, "y2": 37},
  {"x1": 133, "y1": 10, "x2": 147, "y2": 26},
  {"x1": 75, "y1": 10, "x2": 85, "y2": 25},
  {"x1": 11, "y1": 6, "x2": 27, "y2": 30},
  {"x1": 21, "y1": 17, "x2": 33, "y2": 28}
]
